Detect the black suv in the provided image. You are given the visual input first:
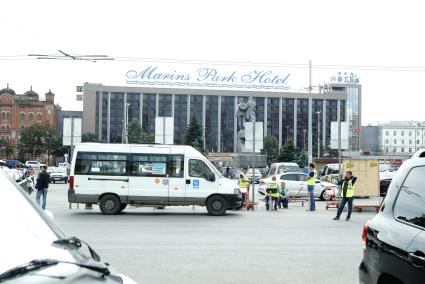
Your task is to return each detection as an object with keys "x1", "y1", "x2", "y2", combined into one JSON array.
[{"x1": 359, "y1": 150, "x2": 425, "y2": 284}]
